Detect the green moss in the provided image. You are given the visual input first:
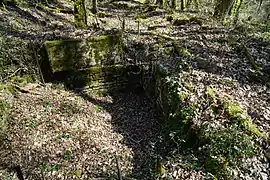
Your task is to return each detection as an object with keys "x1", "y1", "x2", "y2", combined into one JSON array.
[
  {"x1": 135, "y1": 14, "x2": 148, "y2": 20},
  {"x1": 2, "y1": 0, "x2": 18, "y2": 6},
  {"x1": 223, "y1": 19, "x2": 230, "y2": 26},
  {"x1": 224, "y1": 101, "x2": 243, "y2": 117},
  {"x1": 205, "y1": 157, "x2": 227, "y2": 179},
  {"x1": 94, "y1": 105, "x2": 104, "y2": 112},
  {"x1": 45, "y1": 35, "x2": 123, "y2": 73},
  {"x1": 90, "y1": 35, "x2": 123, "y2": 65},
  {"x1": 112, "y1": 1, "x2": 133, "y2": 8},
  {"x1": 175, "y1": 106, "x2": 196, "y2": 121},
  {"x1": 183, "y1": 82, "x2": 193, "y2": 91},
  {"x1": 74, "y1": 0, "x2": 87, "y2": 27},
  {"x1": 224, "y1": 101, "x2": 265, "y2": 137},
  {"x1": 45, "y1": 40, "x2": 78, "y2": 47},
  {"x1": 45, "y1": 39, "x2": 81, "y2": 72},
  {"x1": 60, "y1": 64, "x2": 141, "y2": 92},
  {"x1": 206, "y1": 86, "x2": 216, "y2": 102},
  {"x1": 0, "y1": 84, "x2": 15, "y2": 93},
  {"x1": 203, "y1": 125, "x2": 256, "y2": 179},
  {"x1": 230, "y1": 0, "x2": 242, "y2": 17},
  {"x1": 178, "y1": 91, "x2": 187, "y2": 103},
  {"x1": 242, "y1": 117, "x2": 265, "y2": 137},
  {"x1": 10, "y1": 75, "x2": 34, "y2": 86},
  {"x1": 88, "y1": 80, "x2": 100, "y2": 88},
  {"x1": 156, "y1": 71, "x2": 265, "y2": 179}
]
